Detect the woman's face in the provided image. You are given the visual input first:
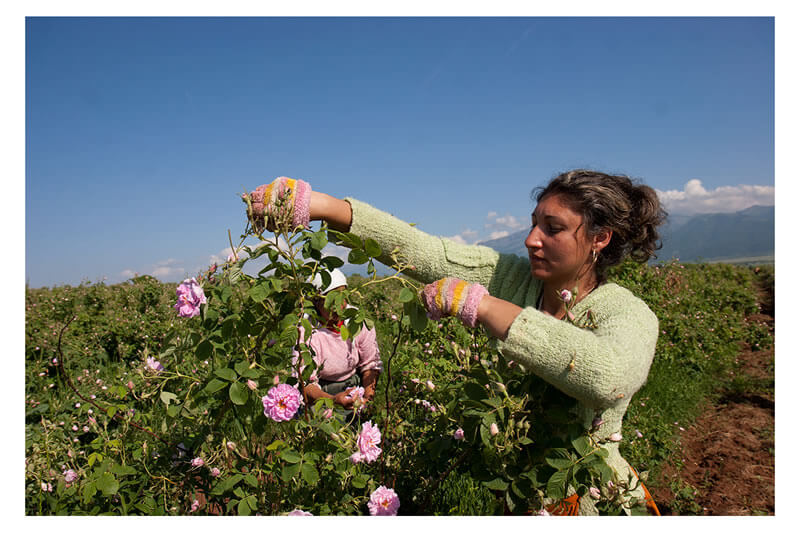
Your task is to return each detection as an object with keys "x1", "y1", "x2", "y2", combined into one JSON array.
[{"x1": 524, "y1": 193, "x2": 595, "y2": 287}]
